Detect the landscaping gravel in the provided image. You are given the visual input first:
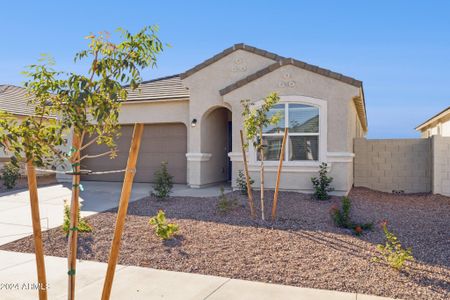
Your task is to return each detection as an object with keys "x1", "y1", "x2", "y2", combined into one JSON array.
[{"x1": 1, "y1": 187, "x2": 449, "y2": 299}]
